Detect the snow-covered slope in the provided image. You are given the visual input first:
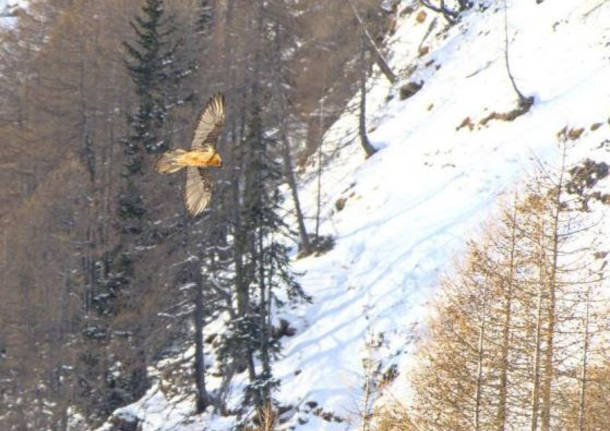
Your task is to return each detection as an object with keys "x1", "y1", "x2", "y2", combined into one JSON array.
[
  {"x1": 0, "y1": 0, "x2": 27, "y2": 31},
  {"x1": 0, "y1": 1, "x2": 27, "y2": 19},
  {"x1": 97, "y1": 1, "x2": 610, "y2": 430}
]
